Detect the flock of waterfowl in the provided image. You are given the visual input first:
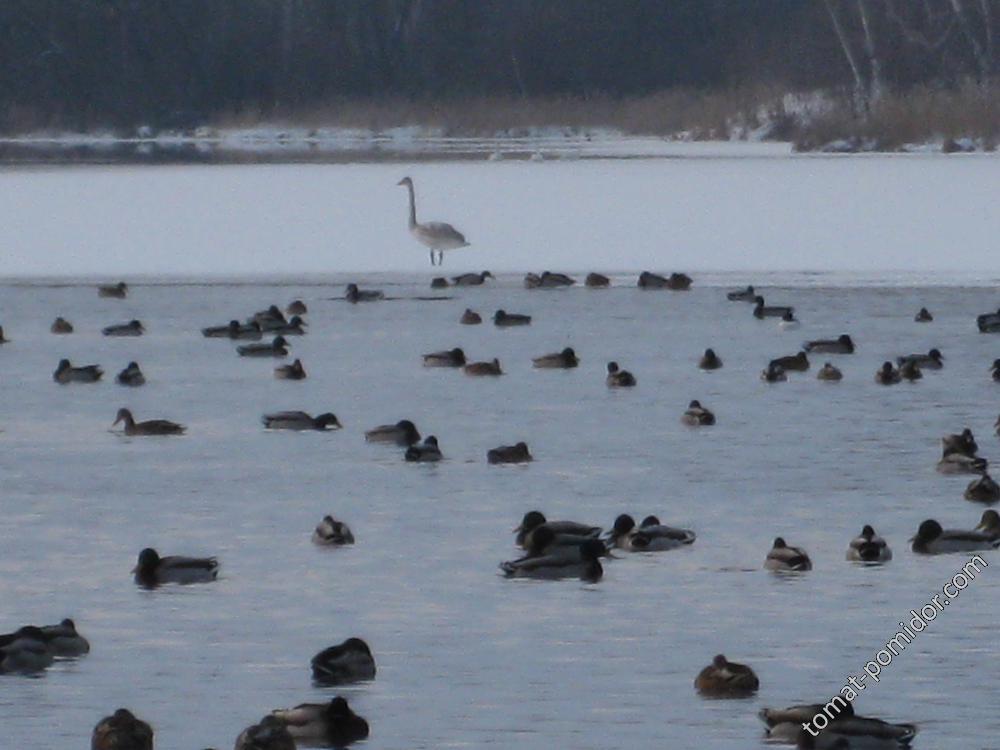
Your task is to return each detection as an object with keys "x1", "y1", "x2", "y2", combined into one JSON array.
[{"x1": 4, "y1": 263, "x2": 1000, "y2": 750}]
